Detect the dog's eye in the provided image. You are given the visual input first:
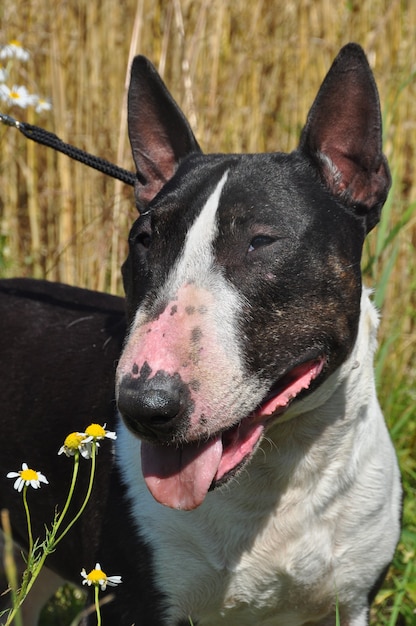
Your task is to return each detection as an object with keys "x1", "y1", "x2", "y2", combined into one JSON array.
[
  {"x1": 248, "y1": 235, "x2": 275, "y2": 253},
  {"x1": 129, "y1": 216, "x2": 152, "y2": 251},
  {"x1": 134, "y1": 231, "x2": 152, "y2": 249}
]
